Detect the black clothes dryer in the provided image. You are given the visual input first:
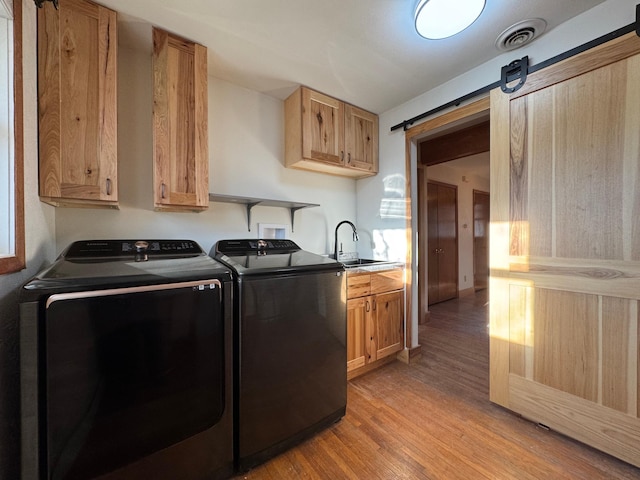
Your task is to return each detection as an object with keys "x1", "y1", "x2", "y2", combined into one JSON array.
[{"x1": 213, "y1": 239, "x2": 347, "y2": 472}]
